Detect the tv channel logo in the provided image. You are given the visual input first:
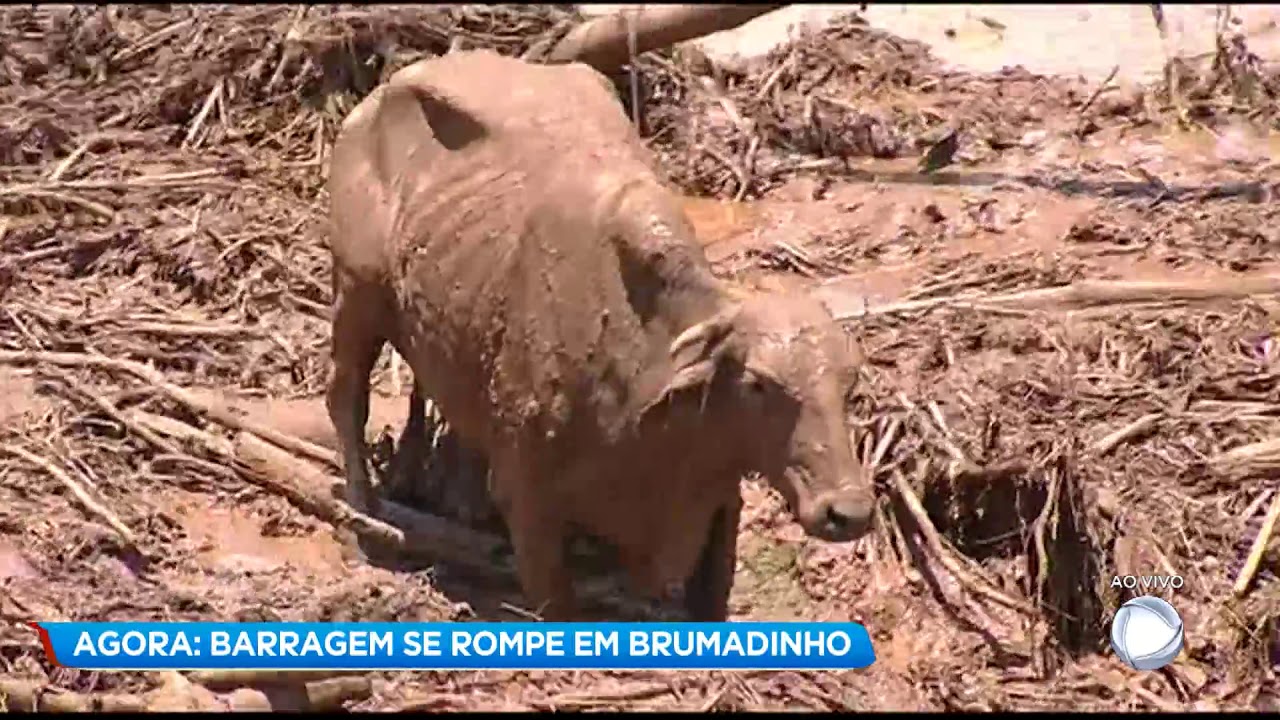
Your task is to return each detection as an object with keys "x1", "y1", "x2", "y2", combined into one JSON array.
[{"x1": 1109, "y1": 595, "x2": 1184, "y2": 671}]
